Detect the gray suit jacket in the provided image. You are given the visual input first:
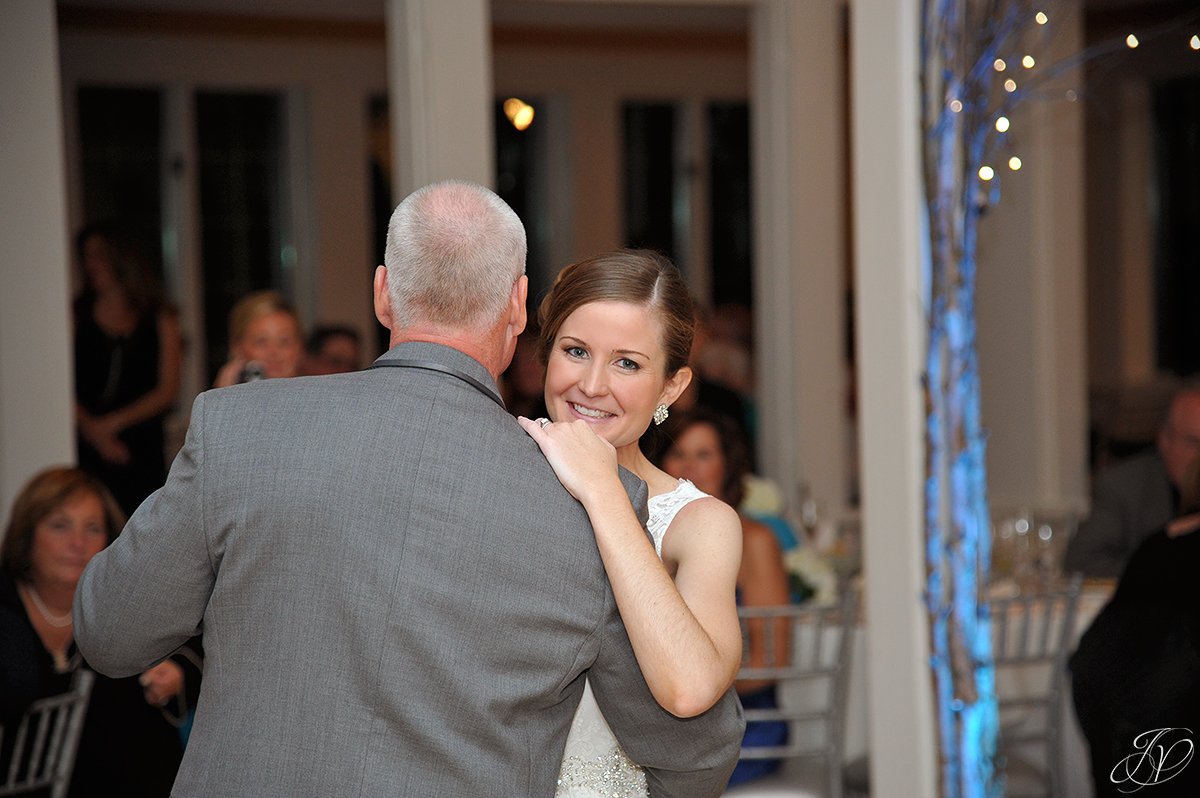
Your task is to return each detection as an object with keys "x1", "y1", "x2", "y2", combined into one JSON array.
[
  {"x1": 1063, "y1": 450, "x2": 1176, "y2": 578},
  {"x1": 75, "y1": 341, "x2": 743, "y2": 797}
]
